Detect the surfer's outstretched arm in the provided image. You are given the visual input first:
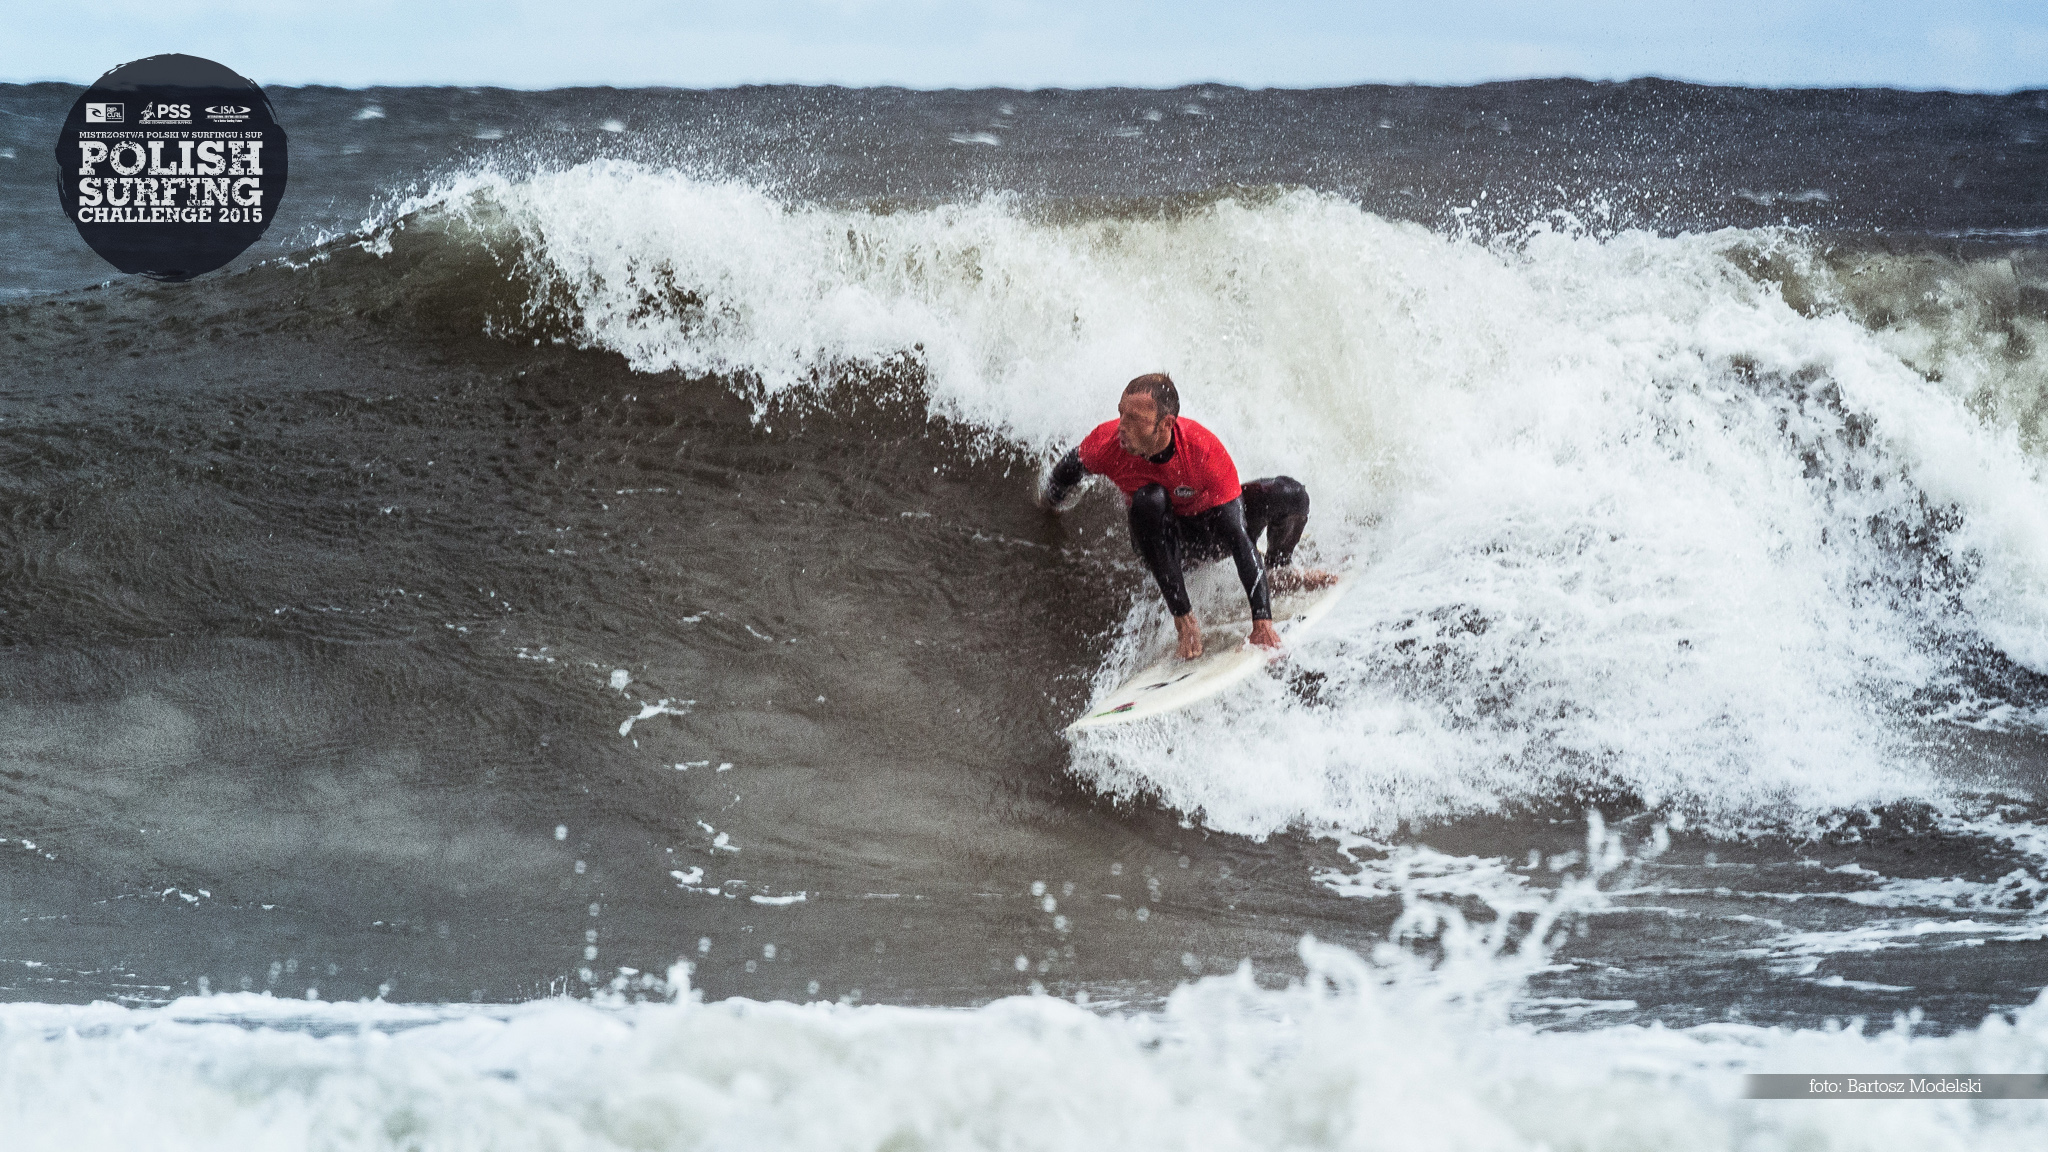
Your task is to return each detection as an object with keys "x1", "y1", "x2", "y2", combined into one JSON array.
[{"x1": 1036, "y1": 448, "x2": 1088, "y2": 511}]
